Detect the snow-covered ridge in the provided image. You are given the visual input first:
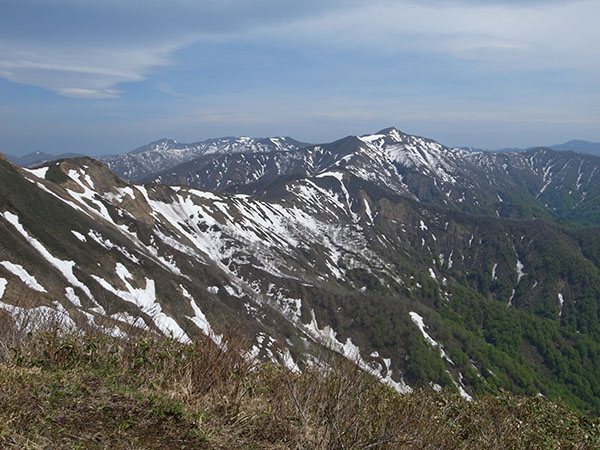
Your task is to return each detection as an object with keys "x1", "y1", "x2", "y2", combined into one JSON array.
[
  {"x1": 100, "y1": 126, "x2": 600, "y2": 233},
  {"x1": 102, "y1": 136, "x2": 307, "y2": 182}
]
